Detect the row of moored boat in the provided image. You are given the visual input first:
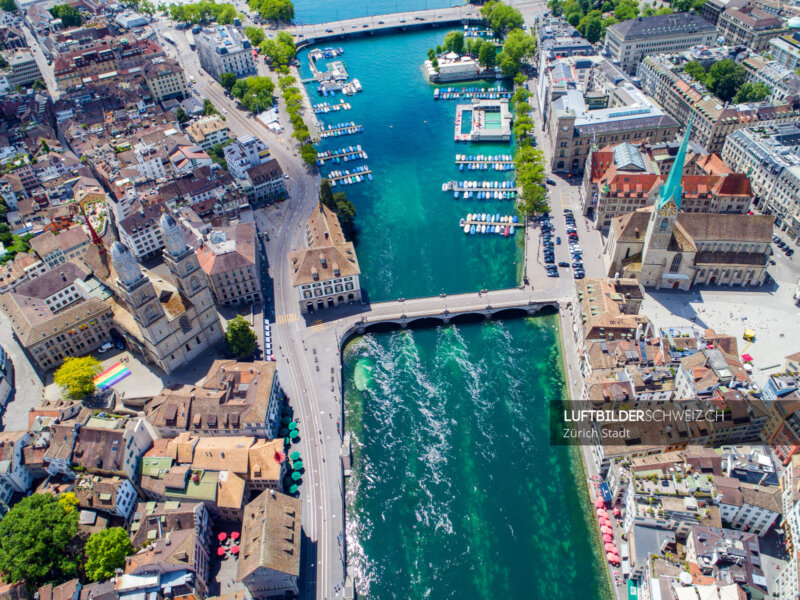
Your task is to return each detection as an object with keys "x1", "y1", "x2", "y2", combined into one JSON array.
[
  {"x1": 329, "y1": 166, "x2": 373, "y2": 186},
  {"x1": 316, "y1": 145, "x2": 367, "y2": 165}
]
